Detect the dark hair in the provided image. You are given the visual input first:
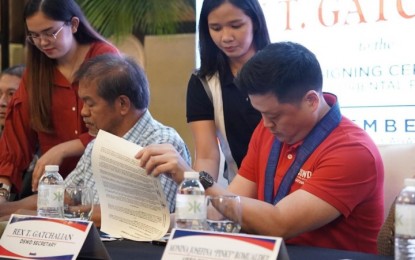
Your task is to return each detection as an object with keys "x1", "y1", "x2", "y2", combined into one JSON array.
[
  {"x1": 198, "y1": 0, "x2": 270, "y2": 78},
  {"x1": 24, "y1": 0, "x2": 107, "y2": 133},
  {"x1": 1, "y1": 64, "x2": 25, "y2": 78},
  {"x1": 235, "y1": 42, "x2": 323, "y2": 103},
  {"x1": 74, "y1": 54, "x2": 150, "y2": 110}
]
